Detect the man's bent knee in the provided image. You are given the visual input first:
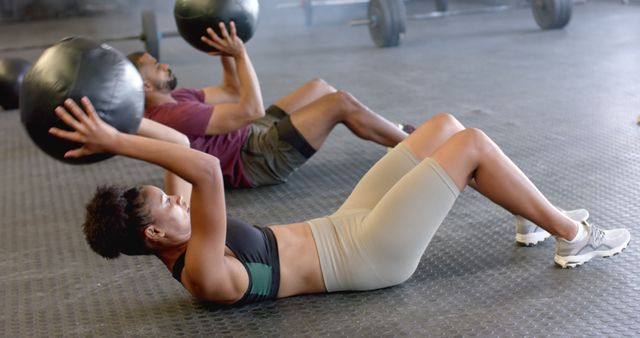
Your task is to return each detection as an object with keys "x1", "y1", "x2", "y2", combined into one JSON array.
[
  {"x1": 332, "y1": 91, "x2": 358, "y2": 110},
  {"x1": 308, "y1": 77, "x2": 336, "y2": 93}
]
